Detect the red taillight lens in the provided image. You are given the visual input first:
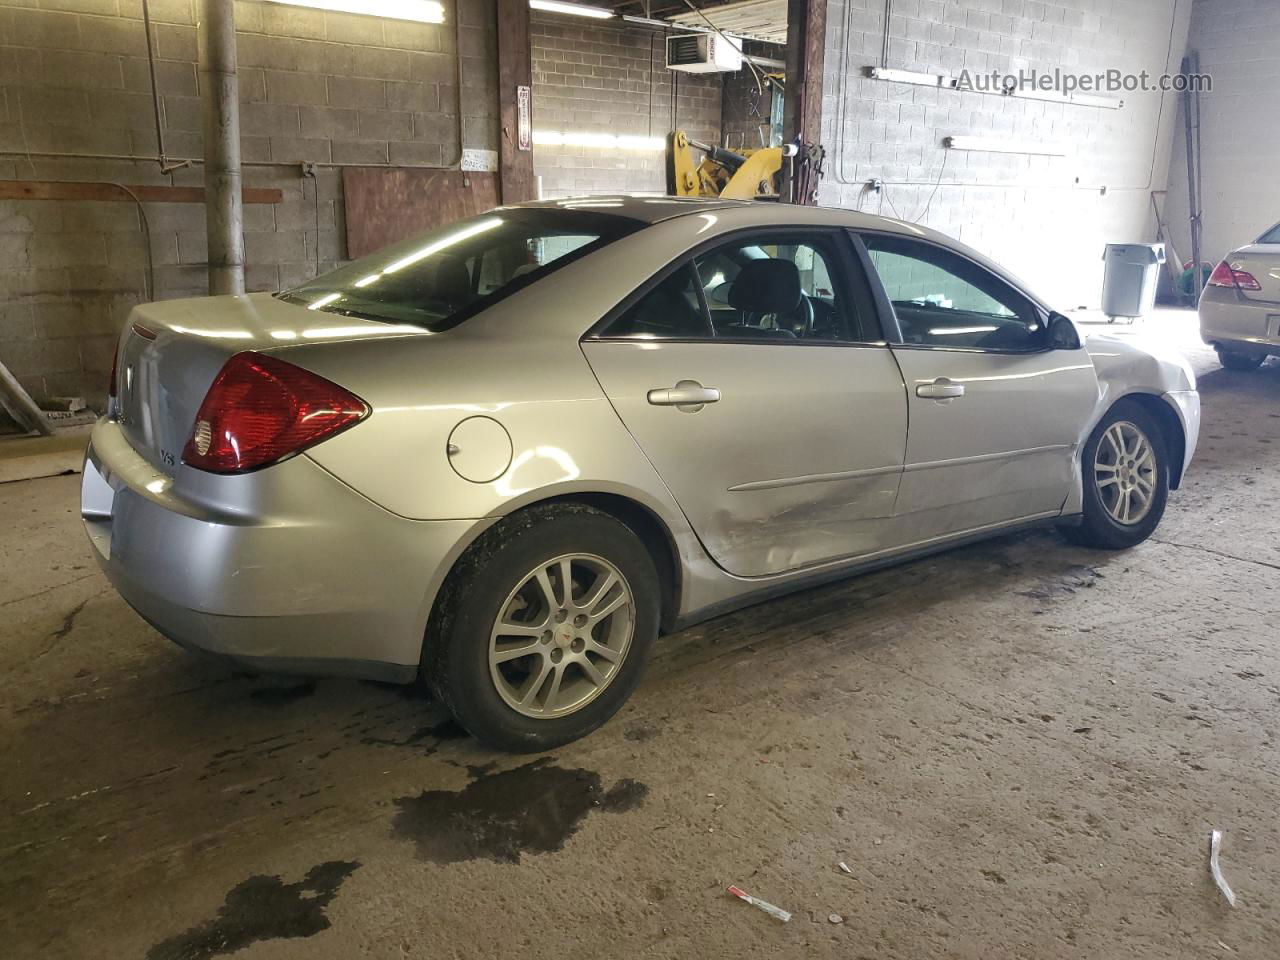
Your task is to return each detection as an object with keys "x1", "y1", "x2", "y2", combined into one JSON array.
[
  {"x1": 1207, "y1": 260, "x2": 1262, "y2": 291},
  {"x1": 182, "y1": 352, "x2": 369, "y2": 474}
]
